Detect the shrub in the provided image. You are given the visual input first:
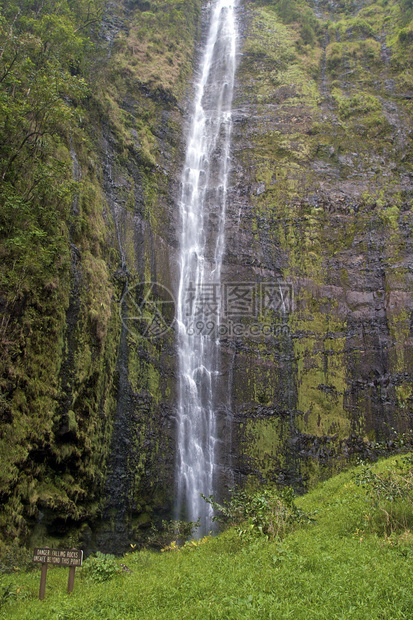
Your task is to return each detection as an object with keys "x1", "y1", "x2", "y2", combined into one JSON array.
[
  {"x1": 353, "y1": 454, "x2": 413, "y2": 536},
  {"x1": 145, "y1": 519, "x2": 201, "y2": 549},
  {"x1": 0, "y1": 543, "x2": 33, "y2": 575},
  {"x1": 202, "y1": 487, "x2": 315, "y2": 542},
  {"x1": 81, "y1": 552, "x2": 121, "y2": 582}
]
